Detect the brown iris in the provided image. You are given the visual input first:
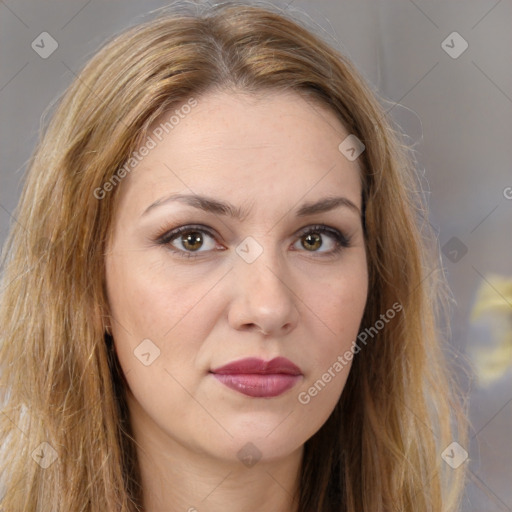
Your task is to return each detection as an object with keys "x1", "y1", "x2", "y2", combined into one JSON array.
[
  {"x1": 302, "y1": 232, "x2": 322, "y2": 251},
  {"x1": 181, "y1": 231, "x2": 204, "y2": 251}
]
